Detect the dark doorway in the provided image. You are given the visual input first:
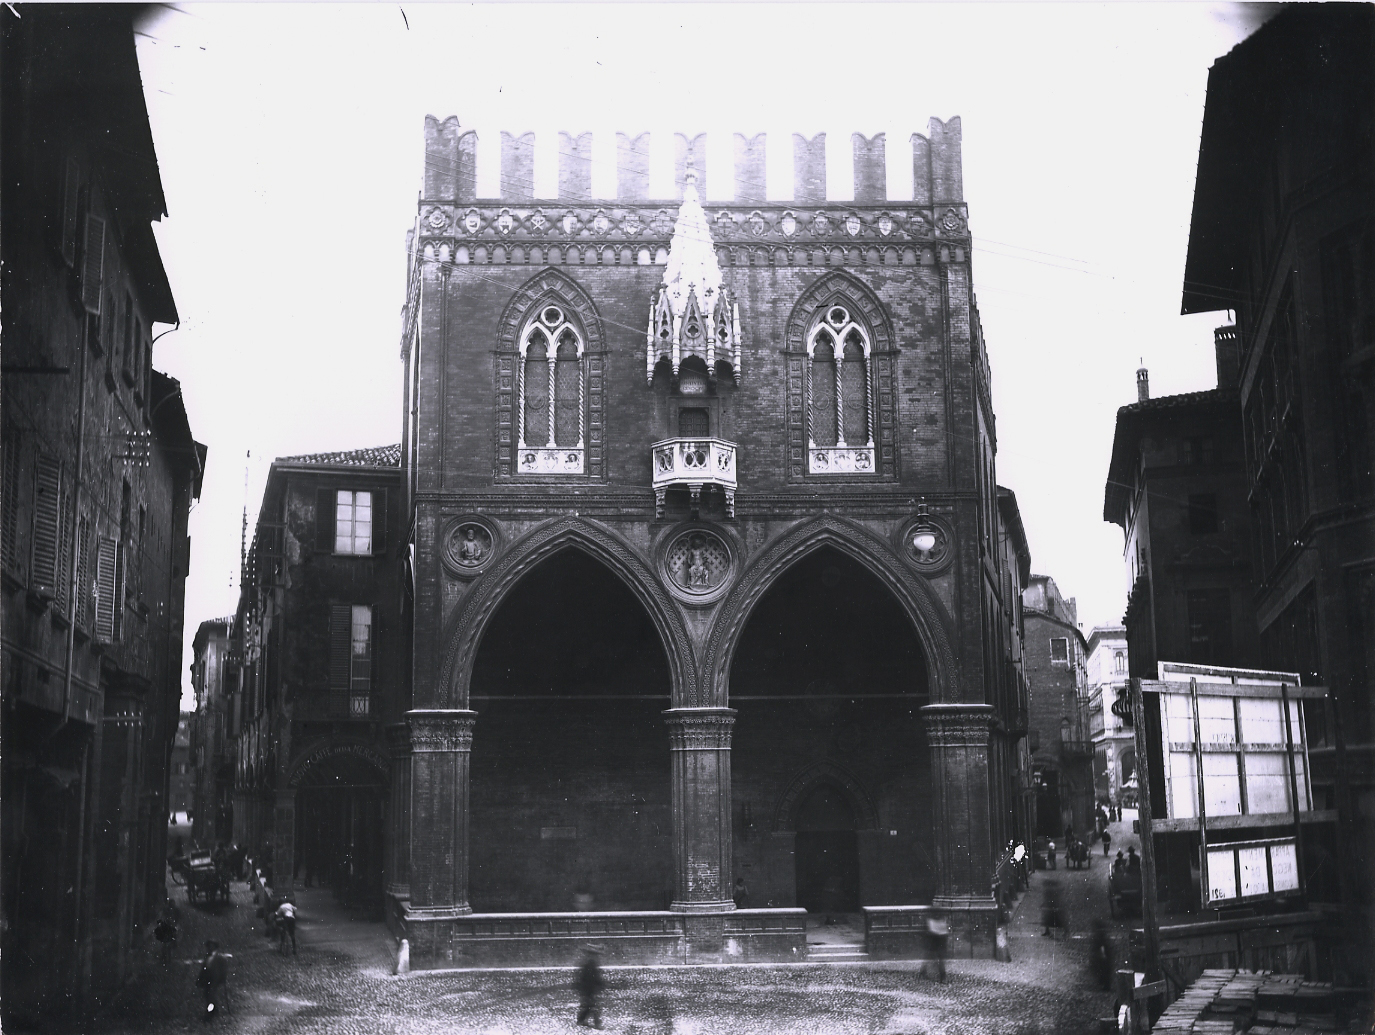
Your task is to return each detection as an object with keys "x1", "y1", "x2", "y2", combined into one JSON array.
[
  {"x1": 469, "y1": 548, "x2": 672, "y2": 912},
  {"x1": 1034, "y1": 768, "x2": 1062, "y2": 839},
  {"x1": 794, "y1": 783, "x2": 859, "y2": 913},
  {"x1": 294, "y1": 754, "x2": 386, "y2": 919}
]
